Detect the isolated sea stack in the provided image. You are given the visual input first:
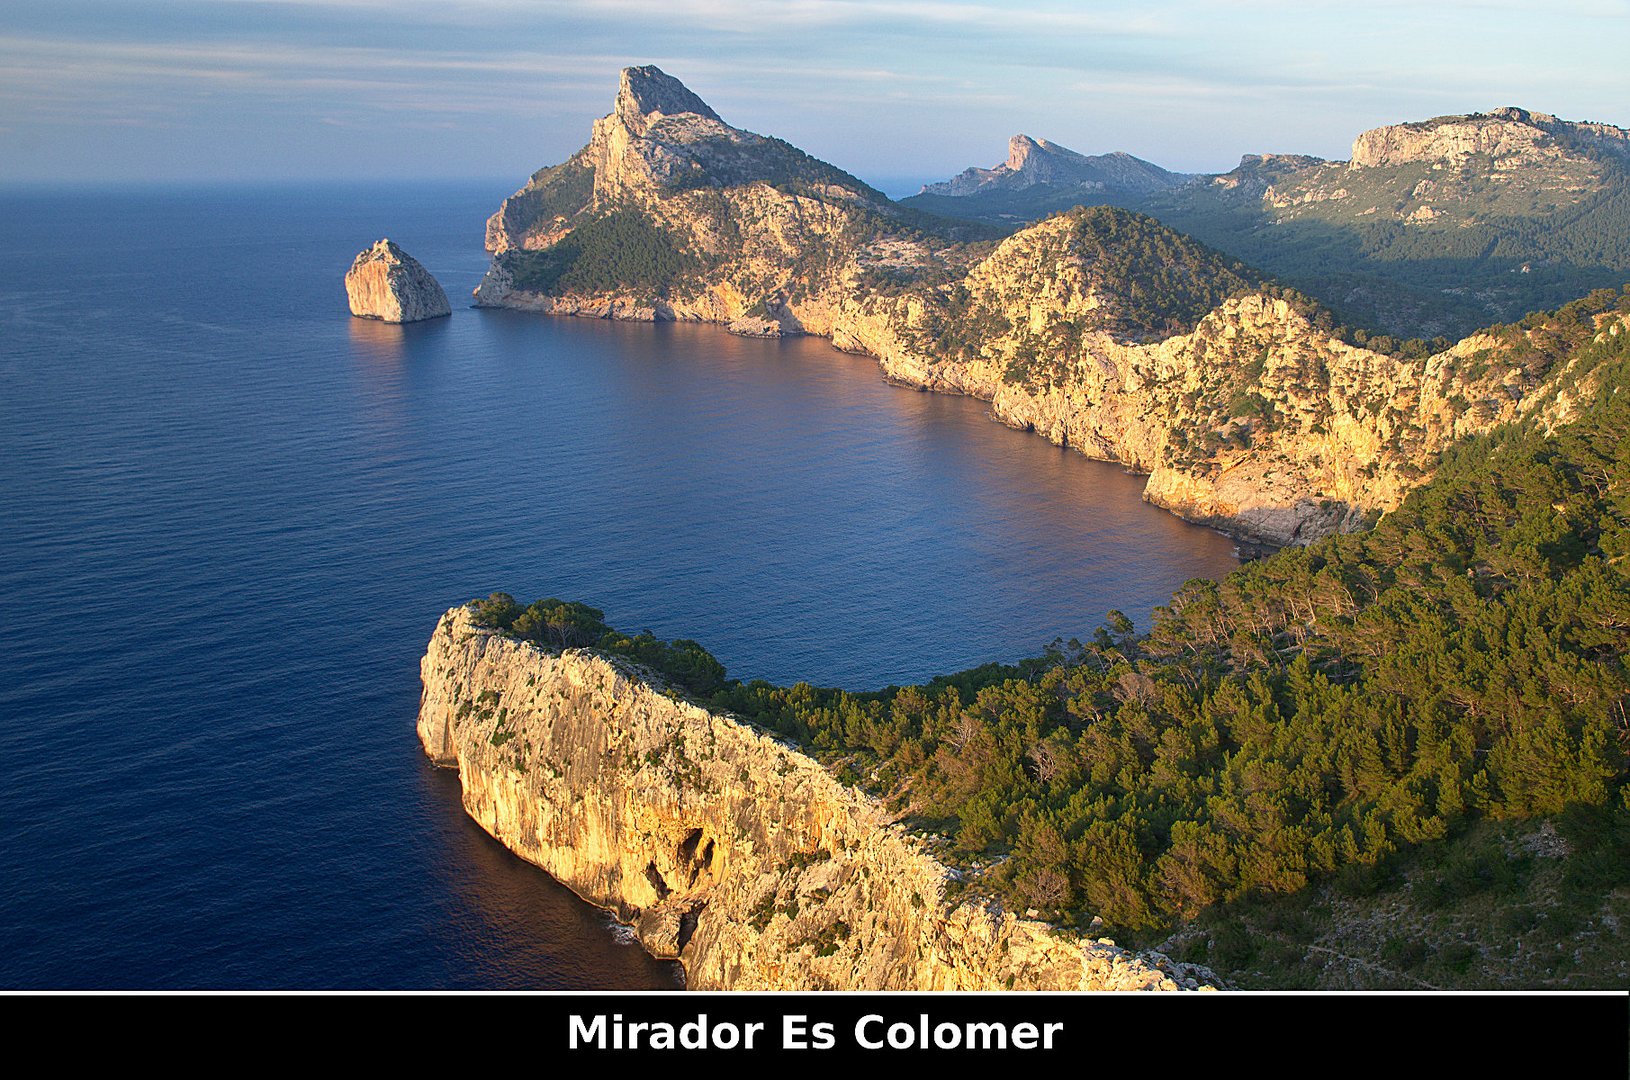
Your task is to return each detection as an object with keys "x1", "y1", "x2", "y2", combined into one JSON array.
[{"x1": 345, "y1": 239, "x2": 451, "y2": 323}]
